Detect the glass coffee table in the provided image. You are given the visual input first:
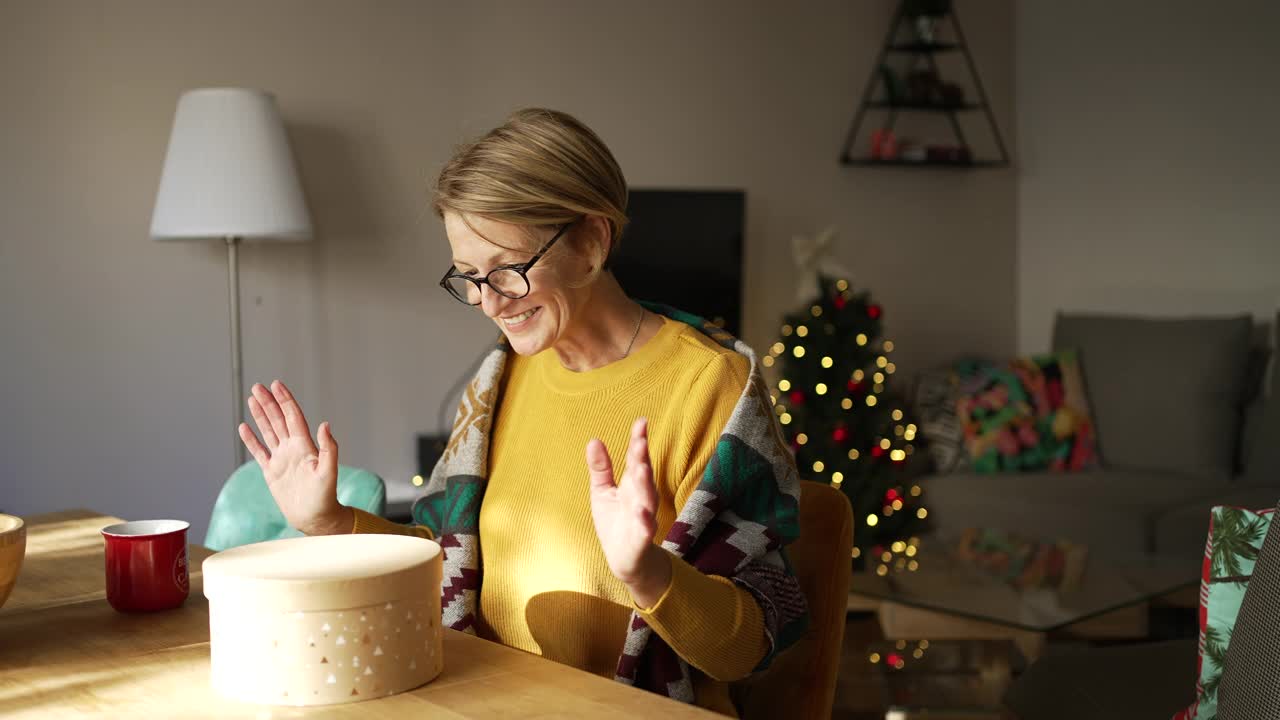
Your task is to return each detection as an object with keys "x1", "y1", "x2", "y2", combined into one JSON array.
[
  {"x1": 850, "y1": 534, "x2": 1199, "y2": 641},
  {"x1": 844, "y1": 534, "x2": 1200, "y2": 719}
]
